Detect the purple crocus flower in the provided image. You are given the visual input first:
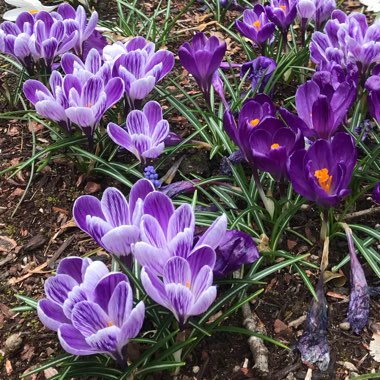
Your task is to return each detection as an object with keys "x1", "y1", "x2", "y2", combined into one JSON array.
[
  {"x1": 287, "y1": 132, "x2": 357, "y2": 208},
  {"x1": 280, "y1": 70, "x2": 357, "y2": 140},
  {"x1": 73, "y1": 179, "x2": 155, "y2": 259},
  {"x1": 373, "y1": 183, "x2": 380, "y2": 204},
  {"x1": 178, "y1": 33, "x2": 226, "y2": 104},
  {"x1": 133, "y1": 191, "x2": 227, "y2": 277},
  {"x1": 266, "y1": 0, "x2": 297, "y2": 34},
  {"x1": 214, "y1": 230, "x2": 260, "y2": 278},
  {"x1": 141, "y1": 255, "x2": 216, "y2": 327},
  {"x1": 313, "y1": 0, "x2": 336, "y2": 30},
  {"x1": 297, "y1": 0, "x2": 316, "y2": 36},
  {"x1": 311, "y1": 10, "x2": 380, "y2": 75},
  {"x1": 344, "y1": 225, "x2": 369, "y2": 334},
  {"x1": 365, "y1": 70, "x2": 380, "y2": 124},
  {"x1": 38, "y1": 256, "x2": 145, "y2": 362},
  {"x1": 107, "y1": 101, "x2": 170, "y2": 162},
  {"x1": 249, "y1": 118, "x2": 304, "y2": 180},
  {"x1": 240, "y1": 56, "x2": 277, "y2": 93},
  {"x1": 235, "y1": 5, "x2": 276, "y2": 47}
]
